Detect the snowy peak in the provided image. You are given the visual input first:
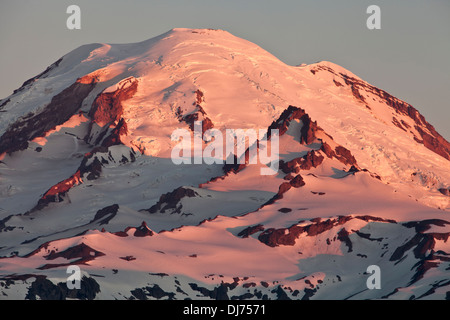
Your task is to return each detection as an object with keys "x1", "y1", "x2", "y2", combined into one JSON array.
[{"x1": 0, "y1": 28, "x2": 449, "y2": 300}]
